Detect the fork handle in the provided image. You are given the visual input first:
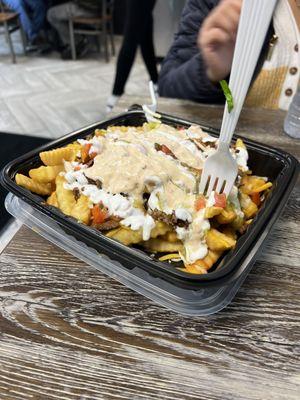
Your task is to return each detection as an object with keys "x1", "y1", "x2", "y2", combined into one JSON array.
[{"x1": 219, "y1": 0, "x2": 278, "y2": 146}]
